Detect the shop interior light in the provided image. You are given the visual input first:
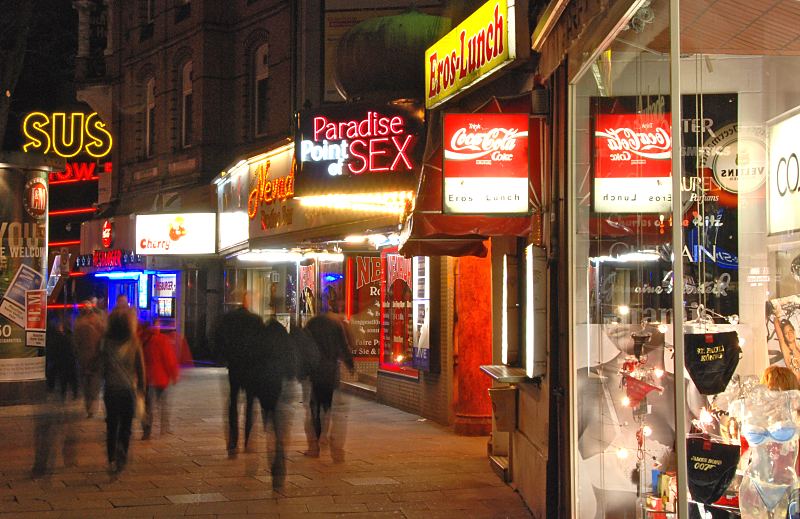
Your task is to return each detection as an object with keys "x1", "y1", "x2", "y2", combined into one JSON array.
[
  {"x1": 617, "y1": 305, "x2": 630, "y2": 316},
  {"x1": 591, "y1": 250, "x2": 662, "y2": 264},
  {"x1": 94, "y1": 271, "x2": 144, "y2": 280},
  {"x1": 344, "y1": 235, "x2": 367, "y2": 243},
  {"x1": 298, "y1": 191, "x2": 413, "y2": 214},
  {"x1": 305, "y1": 251, "x2": 344, "y2": 262},
  {"x1": 237, "y1": 250, "x2": 302, "y2": 263}
]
